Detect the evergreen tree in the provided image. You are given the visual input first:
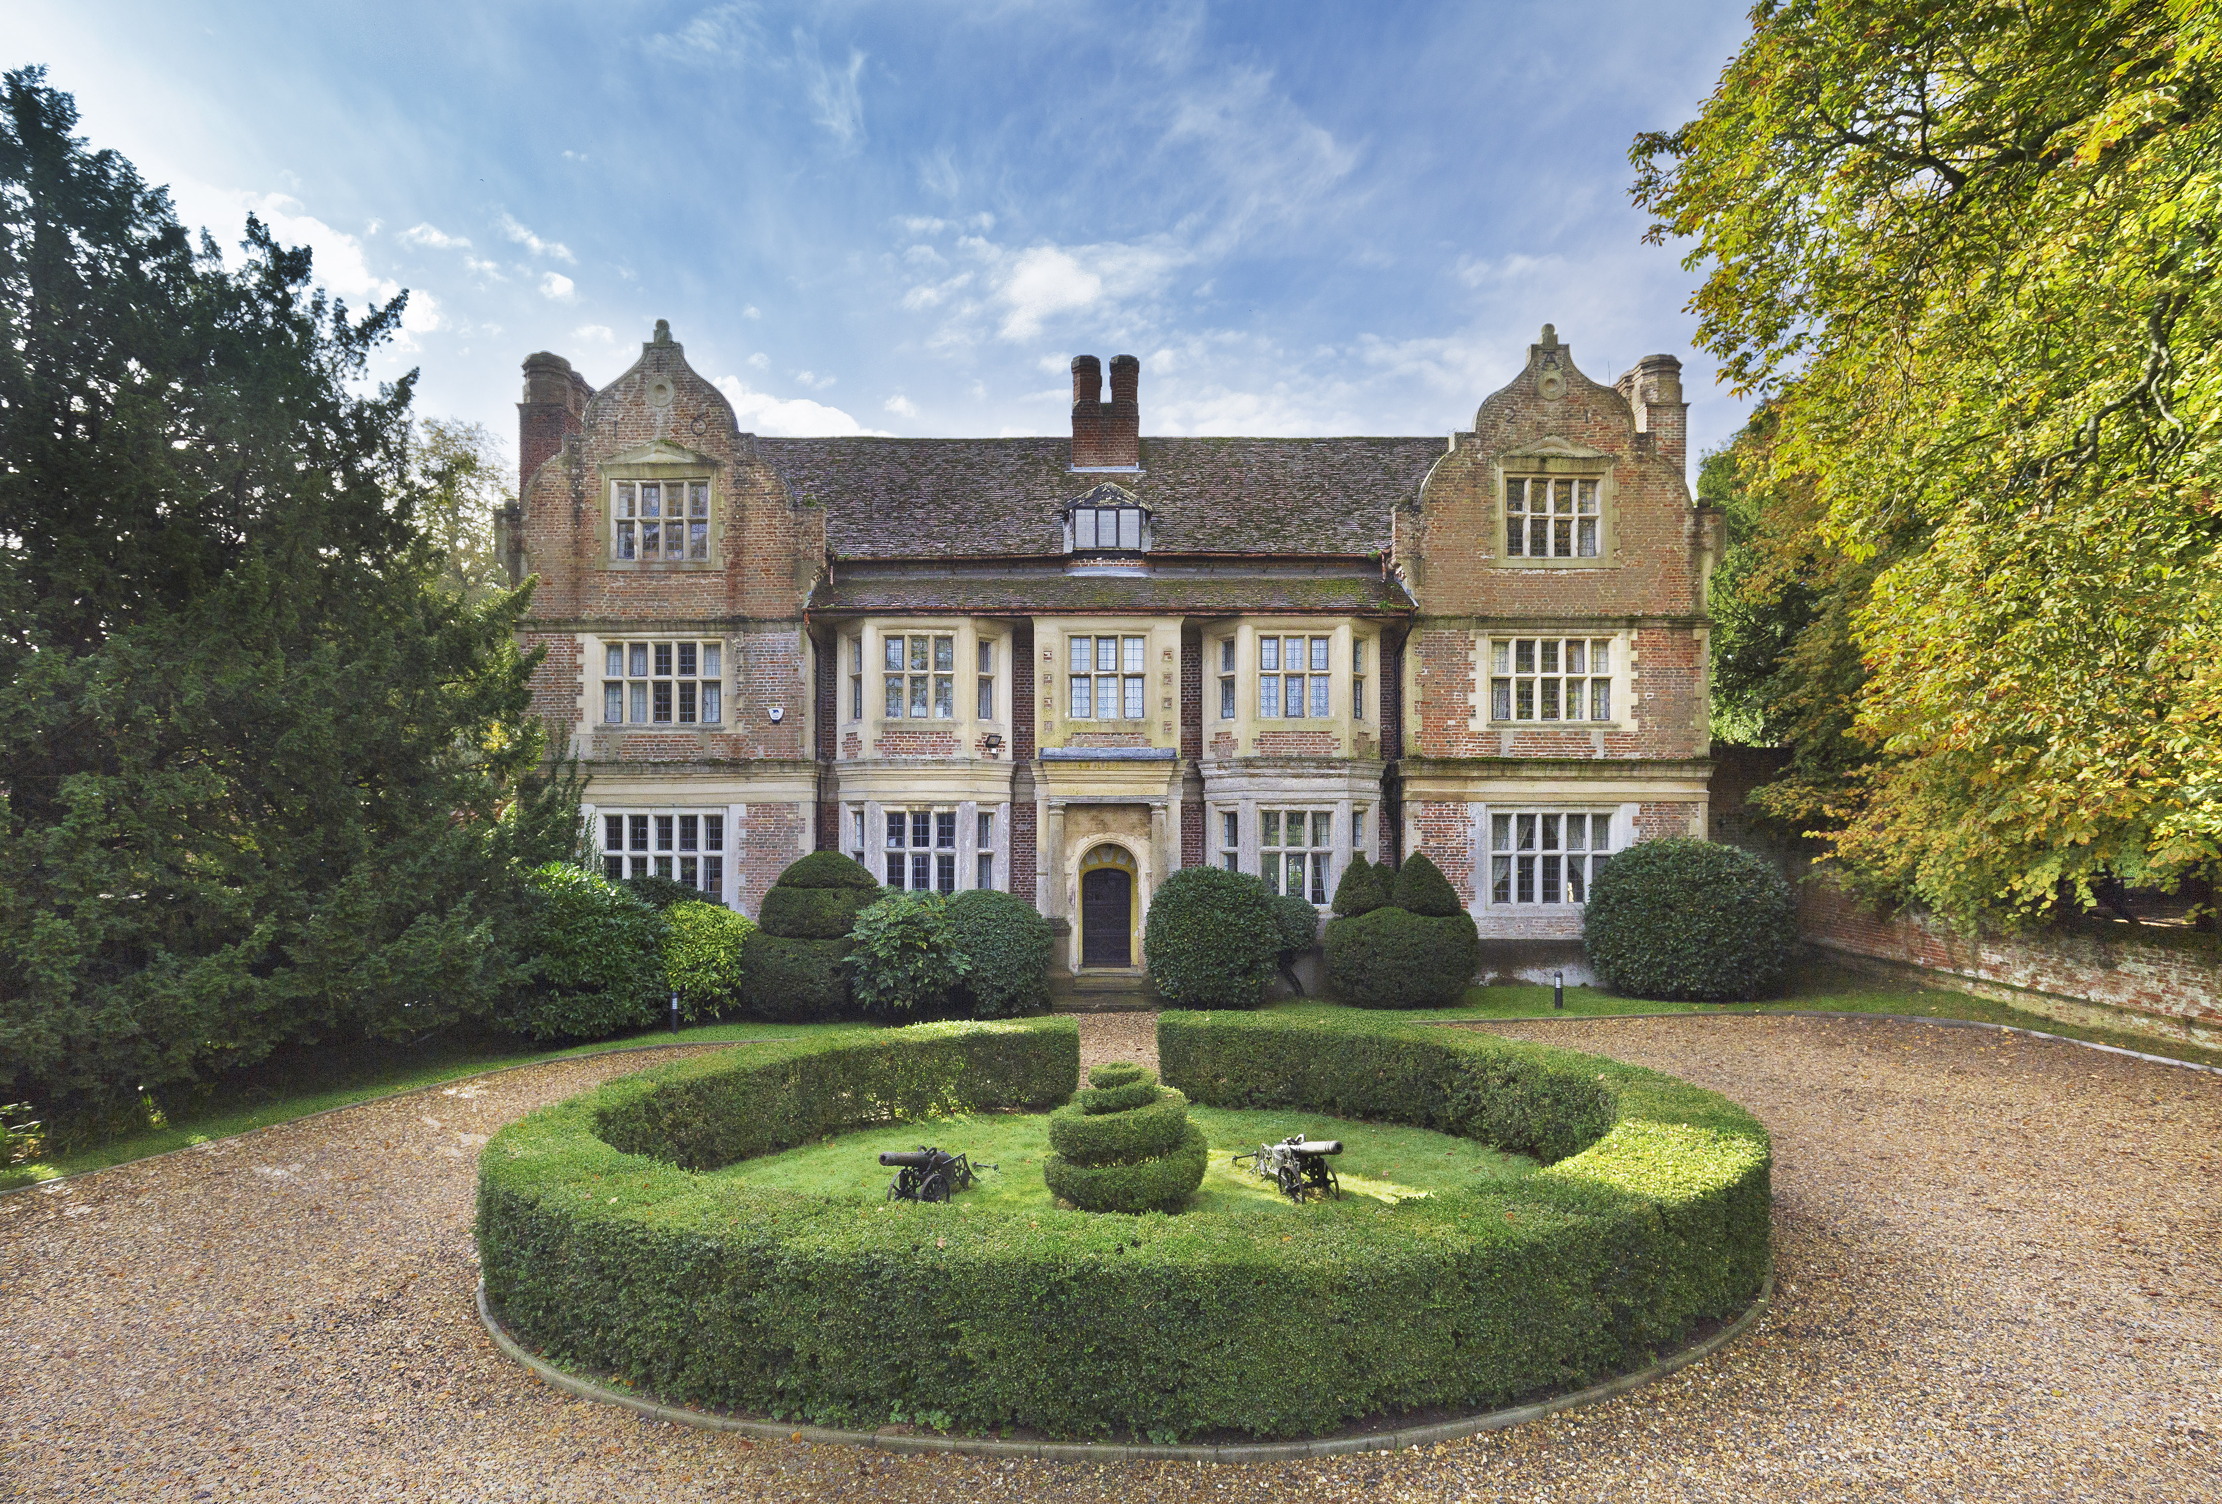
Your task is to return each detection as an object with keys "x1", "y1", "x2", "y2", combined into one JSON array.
[
  {"x1": 0, "y1": 69, "x2": 575, "y2": 1119},
  {"x1": 1329, "y1": 854, "x2": 1388, "y2": 917}
]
